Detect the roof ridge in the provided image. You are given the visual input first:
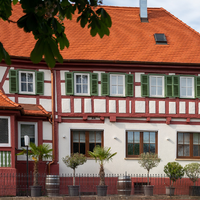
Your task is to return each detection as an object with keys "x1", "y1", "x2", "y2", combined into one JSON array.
[
  {"x1": 0, "y1": 90, "x2": 21, "y2": 107},
  {"x1": 161, "y1": 7, "x2": 200, "y2": 37}
]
